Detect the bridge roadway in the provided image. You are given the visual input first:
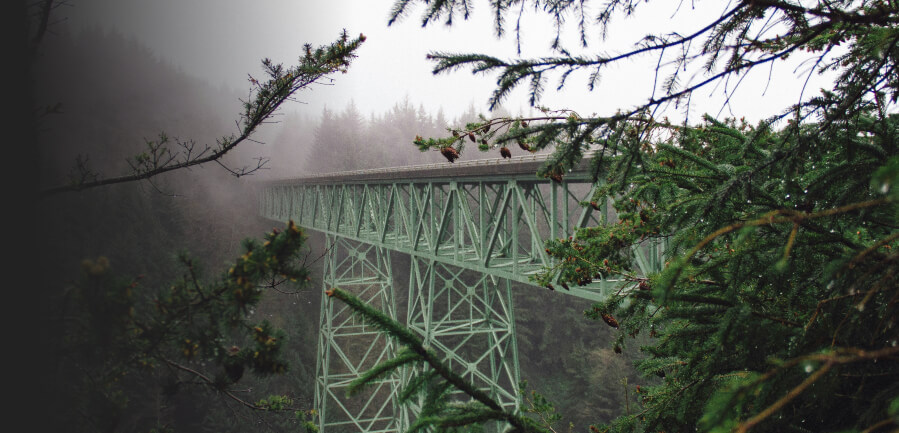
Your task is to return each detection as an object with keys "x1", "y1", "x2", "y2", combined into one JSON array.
[
  {"x1": 267, "y1": 150, "x2": 591, "y2": 184},
  {"x1": 259, "y1": 150, "x2": 662, "y2": 302}
]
